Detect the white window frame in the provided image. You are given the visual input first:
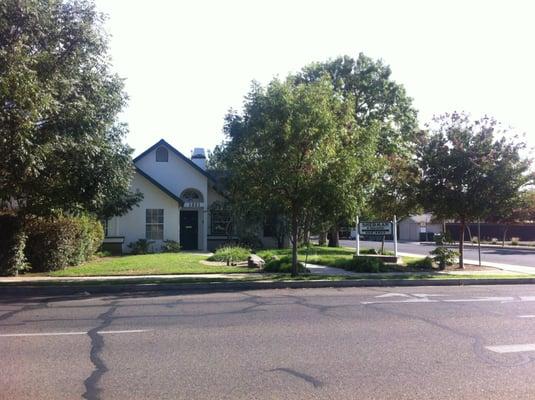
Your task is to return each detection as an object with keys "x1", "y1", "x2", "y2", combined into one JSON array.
[{"x1": 146, "y1": 209, "x2": 164, "y2": 240}]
